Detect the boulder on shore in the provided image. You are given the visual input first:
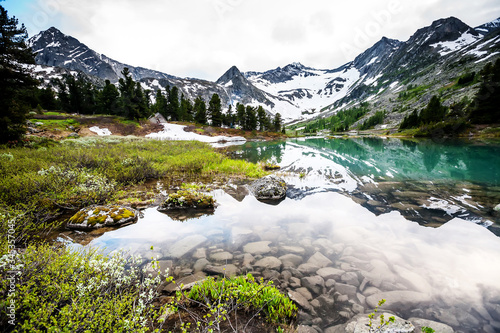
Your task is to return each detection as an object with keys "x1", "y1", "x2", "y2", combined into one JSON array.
[
  {"x1": 67, "y1": 205, "x2": 138, "y2": 230},
  {"x1": 158, "y1": 189, "x2": 215, "y2": 211},
  {"x1": 249, "y1": 175, "x2": 287, "y2": 201}
]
